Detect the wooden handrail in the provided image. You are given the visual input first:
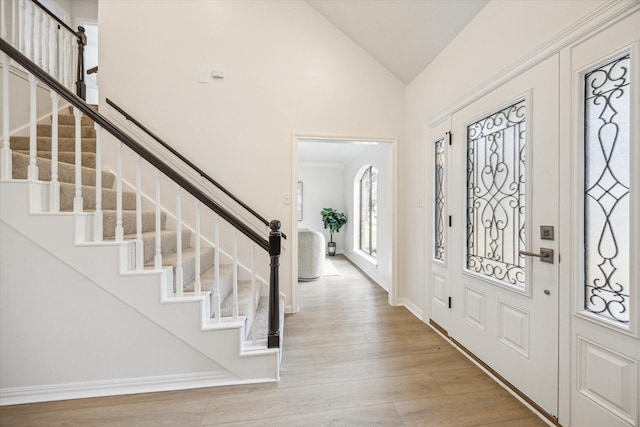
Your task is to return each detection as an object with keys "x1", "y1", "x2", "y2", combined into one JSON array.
[
  {"x1": 31, "y1": 0, "x2": 78, "y2": 37},
  {"x1": 105, "y1": 98, "x2": 285, "y2": 240}
]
